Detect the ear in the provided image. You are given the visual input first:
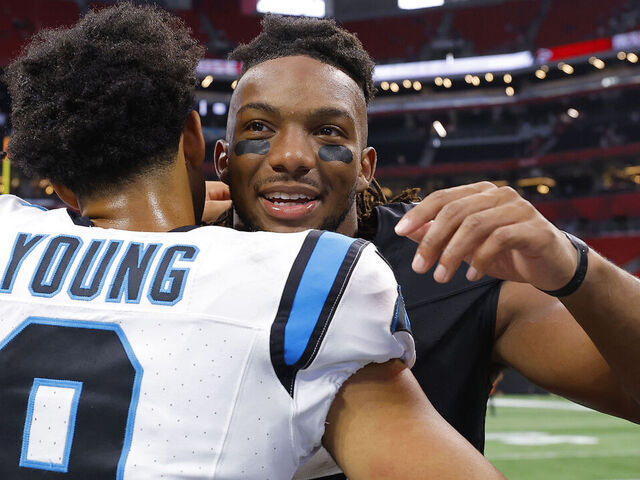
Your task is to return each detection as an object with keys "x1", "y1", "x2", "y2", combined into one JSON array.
[
  {"x1": 52, "y1": 183, "x2": 80, "y2": 211},
  {"x1": 214, "y1": 139, "x2": 231, "y2": 184},
  {"x1": 182, "y1": 110, "x2": 205, "y2": 170},
  {"x1": 356, "y1": 147, "x2": 377, "y2": 193}
]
